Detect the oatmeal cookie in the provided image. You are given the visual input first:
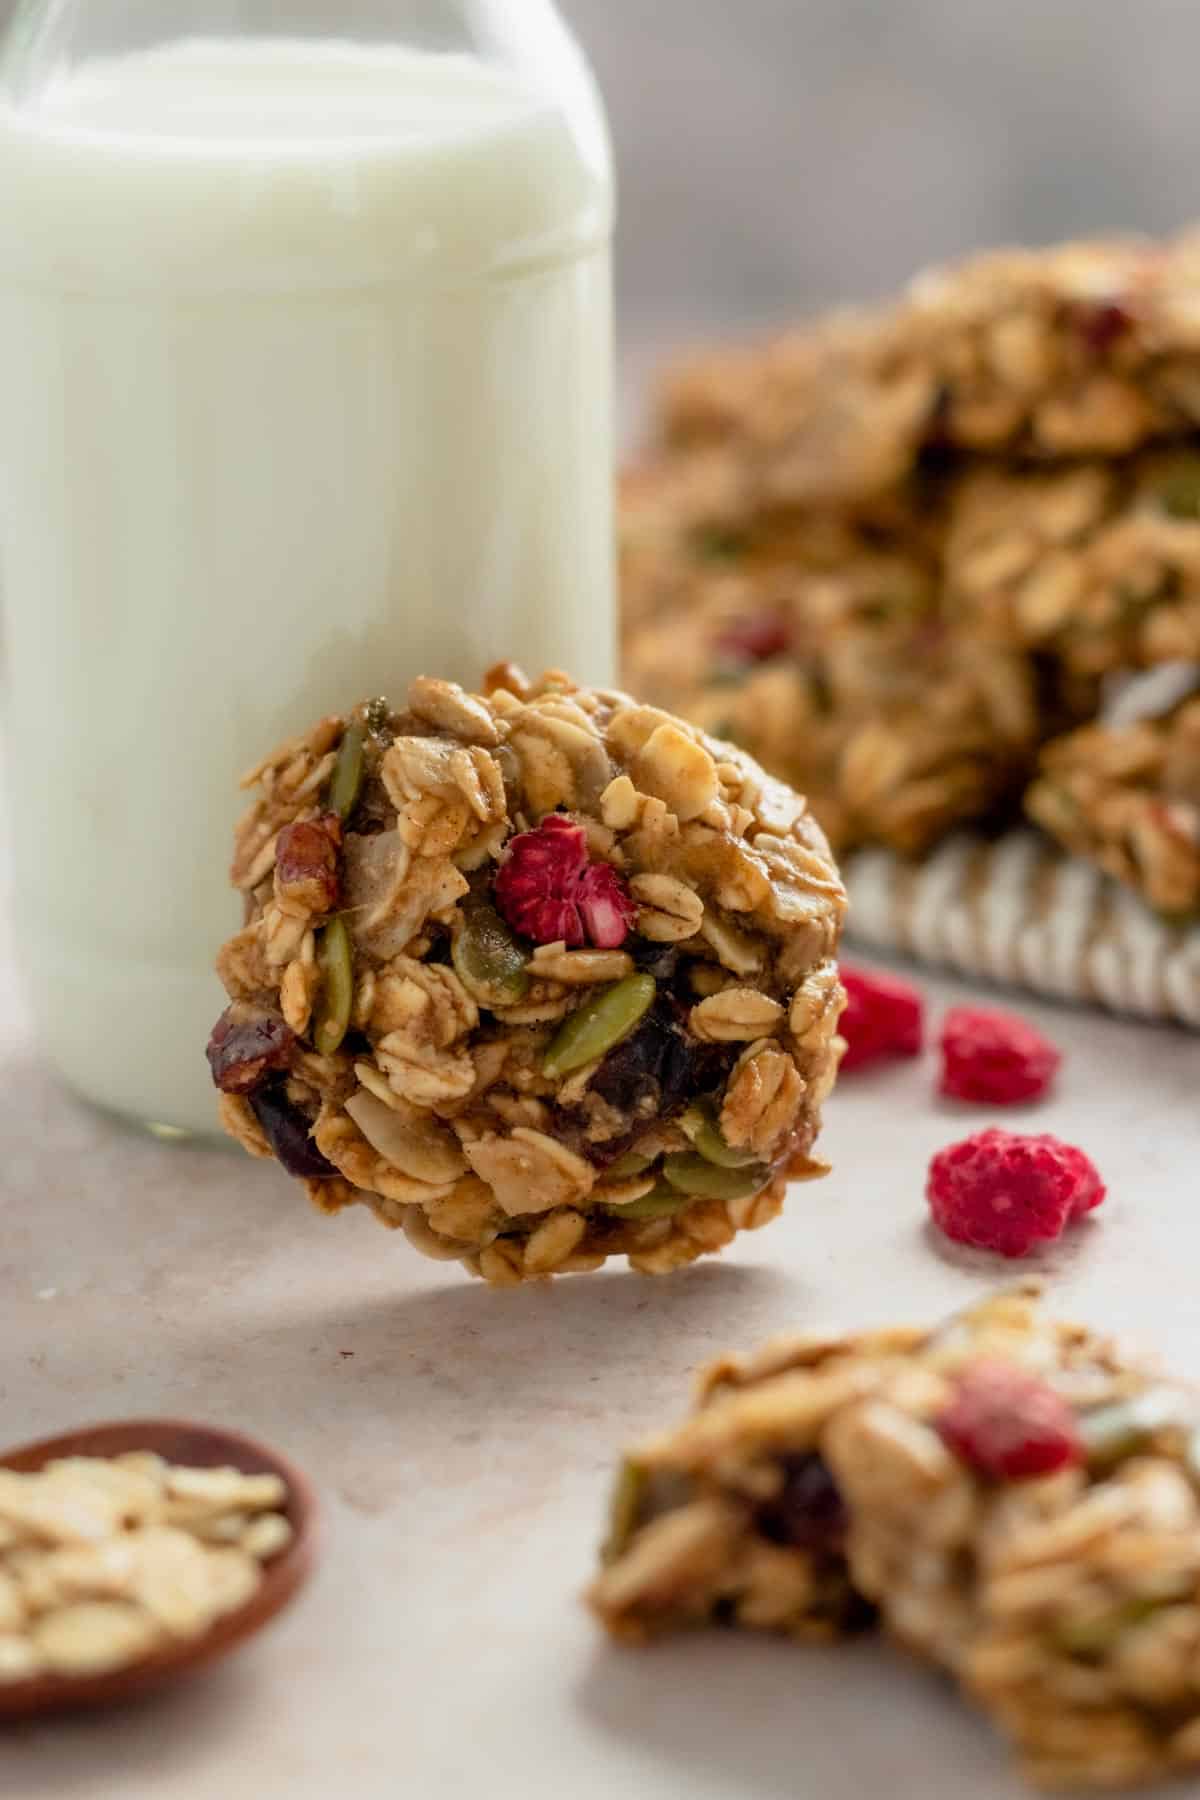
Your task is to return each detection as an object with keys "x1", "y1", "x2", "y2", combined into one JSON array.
[
  {"x1": 658, "y1": 234, "x2": 1200, "y2": 507},
  {"x1": 589, "y1": 1288, "x2": 1200, "y2": 1791},
  {"x1": 945, "y1": 450, "x2": 1200, "y2": 675},
  {"x1": 1026, "y1": 691, "x2": 1200, "y2": 918},
  {"x1": 207, "y1": 670, "x2": 846, "y2": 1284}
]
